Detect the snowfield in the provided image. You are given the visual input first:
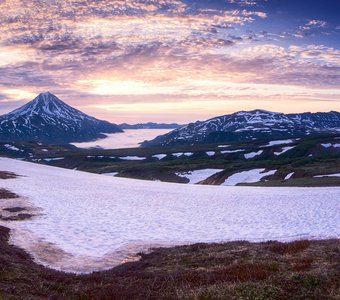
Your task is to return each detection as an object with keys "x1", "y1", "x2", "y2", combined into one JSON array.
[{"x1": 0, "y1": 158, "x2": 339, "y2": 273}]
